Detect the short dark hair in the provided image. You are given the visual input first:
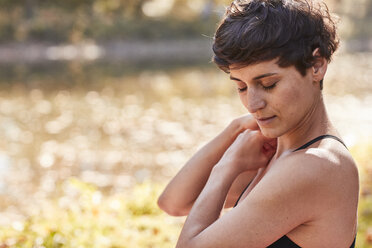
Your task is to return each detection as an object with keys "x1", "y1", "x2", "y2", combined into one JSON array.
[{"x1": 212, "y1": 0, "x2": 339, "y2": 89}]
